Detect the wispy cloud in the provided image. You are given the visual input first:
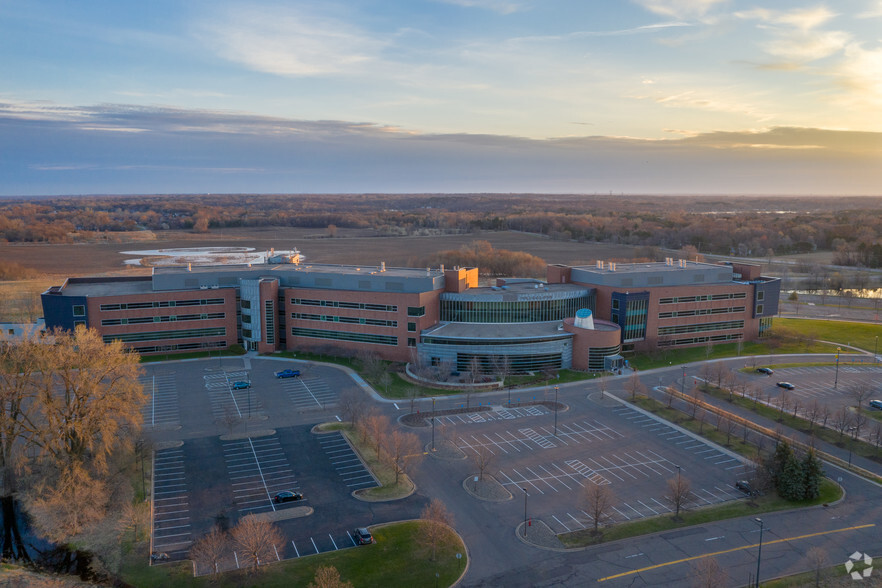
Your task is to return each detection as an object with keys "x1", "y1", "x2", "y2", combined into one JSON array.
[
  {"x1": 196, "y1": 6, "x2": 387, "y2": 76},
  {"x1": 735, "y1": 6, "x2": 850, "y2": 64},
  {"x1": 434, "y1": 0, "x2": 526, "y2": 14},
  {"x1": 632, "y1": 0, "x2": 727, "y2": 20}
]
